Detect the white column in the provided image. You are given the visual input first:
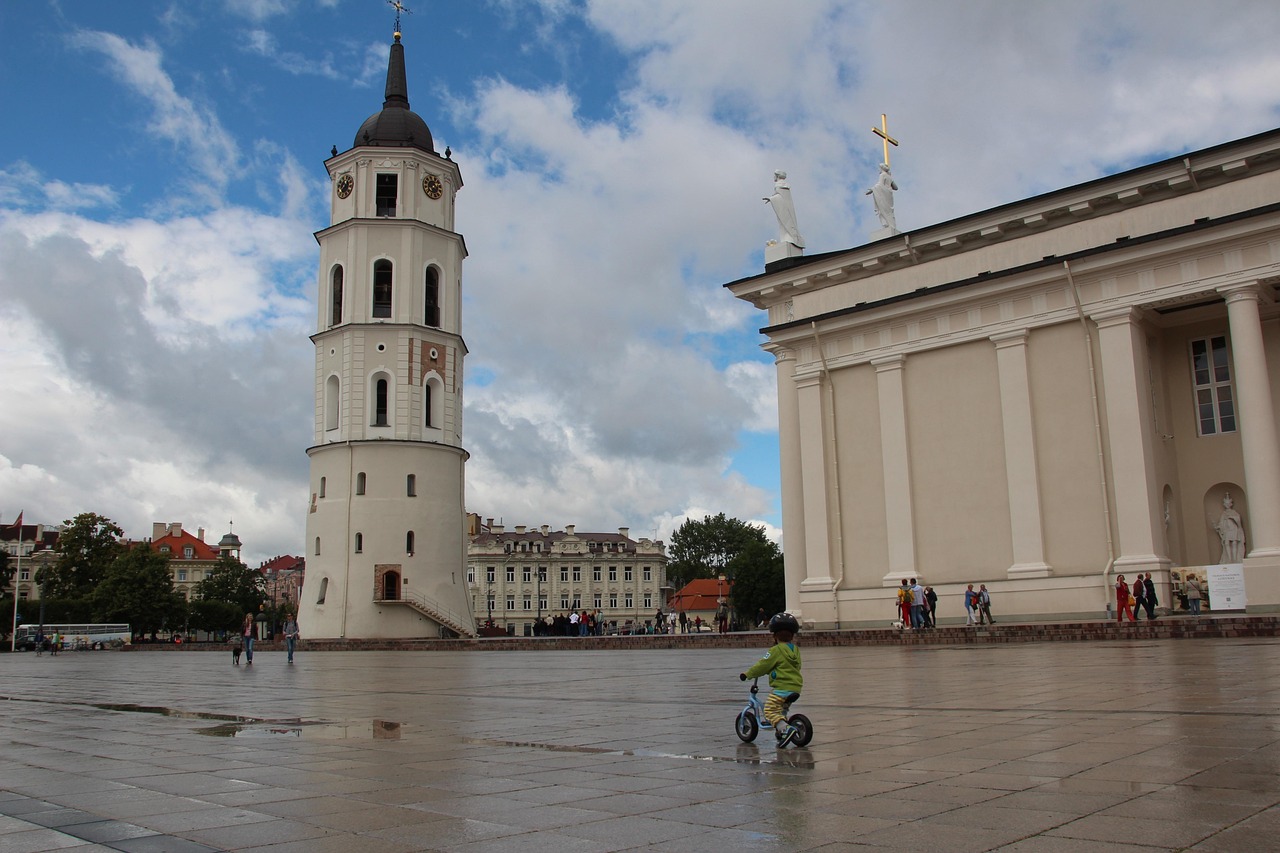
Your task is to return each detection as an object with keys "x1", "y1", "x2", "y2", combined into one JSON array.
[
  {"x1": 1093, "y1": 307, "x2": 1164, "y2": 575},
  {"x1": 873, "y1": 355, "x2": 916, "y2": 581},
  {"x1": 991, "y1": 330, "x2": 1052, "y2": 577},
  {"x1": 796, "y1": 373, "x2": 834, "y2": 587},
  {"x1": 772, "y1": 347, "x2": 808, "y2": 614},
  {"x1": 1221, "y1": 284, "x2": 1280, "y2": 559}
]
